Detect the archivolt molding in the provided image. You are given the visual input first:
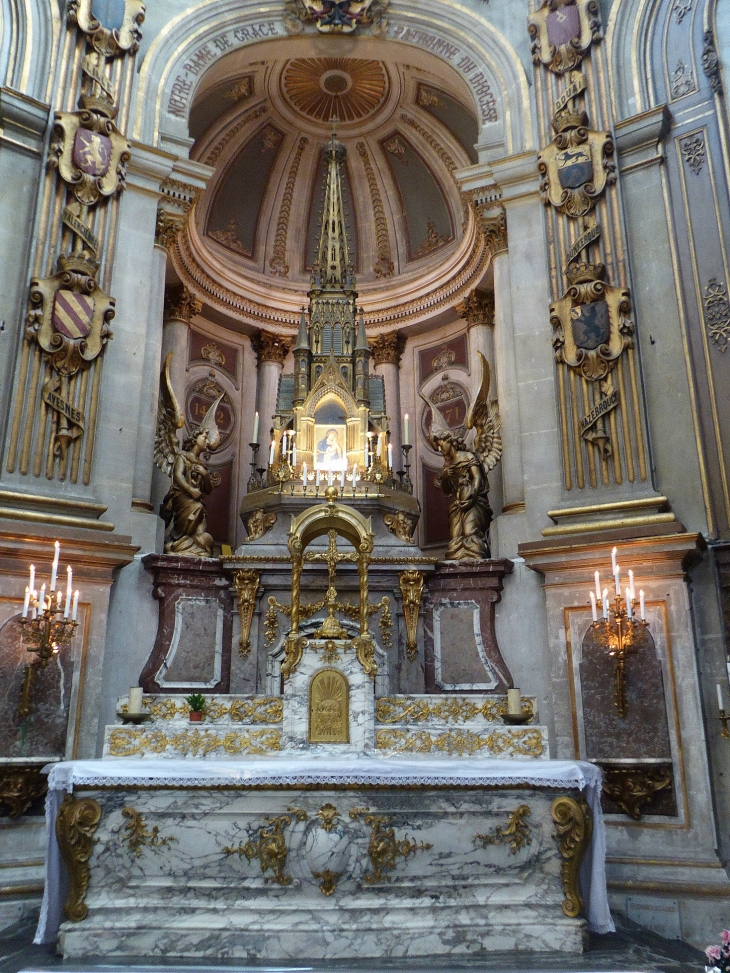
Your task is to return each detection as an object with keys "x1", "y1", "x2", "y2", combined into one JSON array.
[
  {"x1": 2, "y1": 0, "x2": 60, "y2": 100},
  {"x1": 132, "y1": 0, "x2": 531, "y2": 156},
  {"x1": 606, "y1": 0, "x2": 663, "y2": 120}
]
